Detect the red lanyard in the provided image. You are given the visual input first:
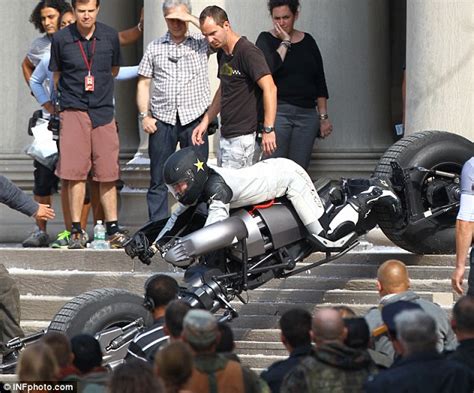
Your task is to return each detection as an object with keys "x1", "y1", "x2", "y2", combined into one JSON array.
[{"x1": 77, "y1": 38, "x2": 96, "y2": 75}]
